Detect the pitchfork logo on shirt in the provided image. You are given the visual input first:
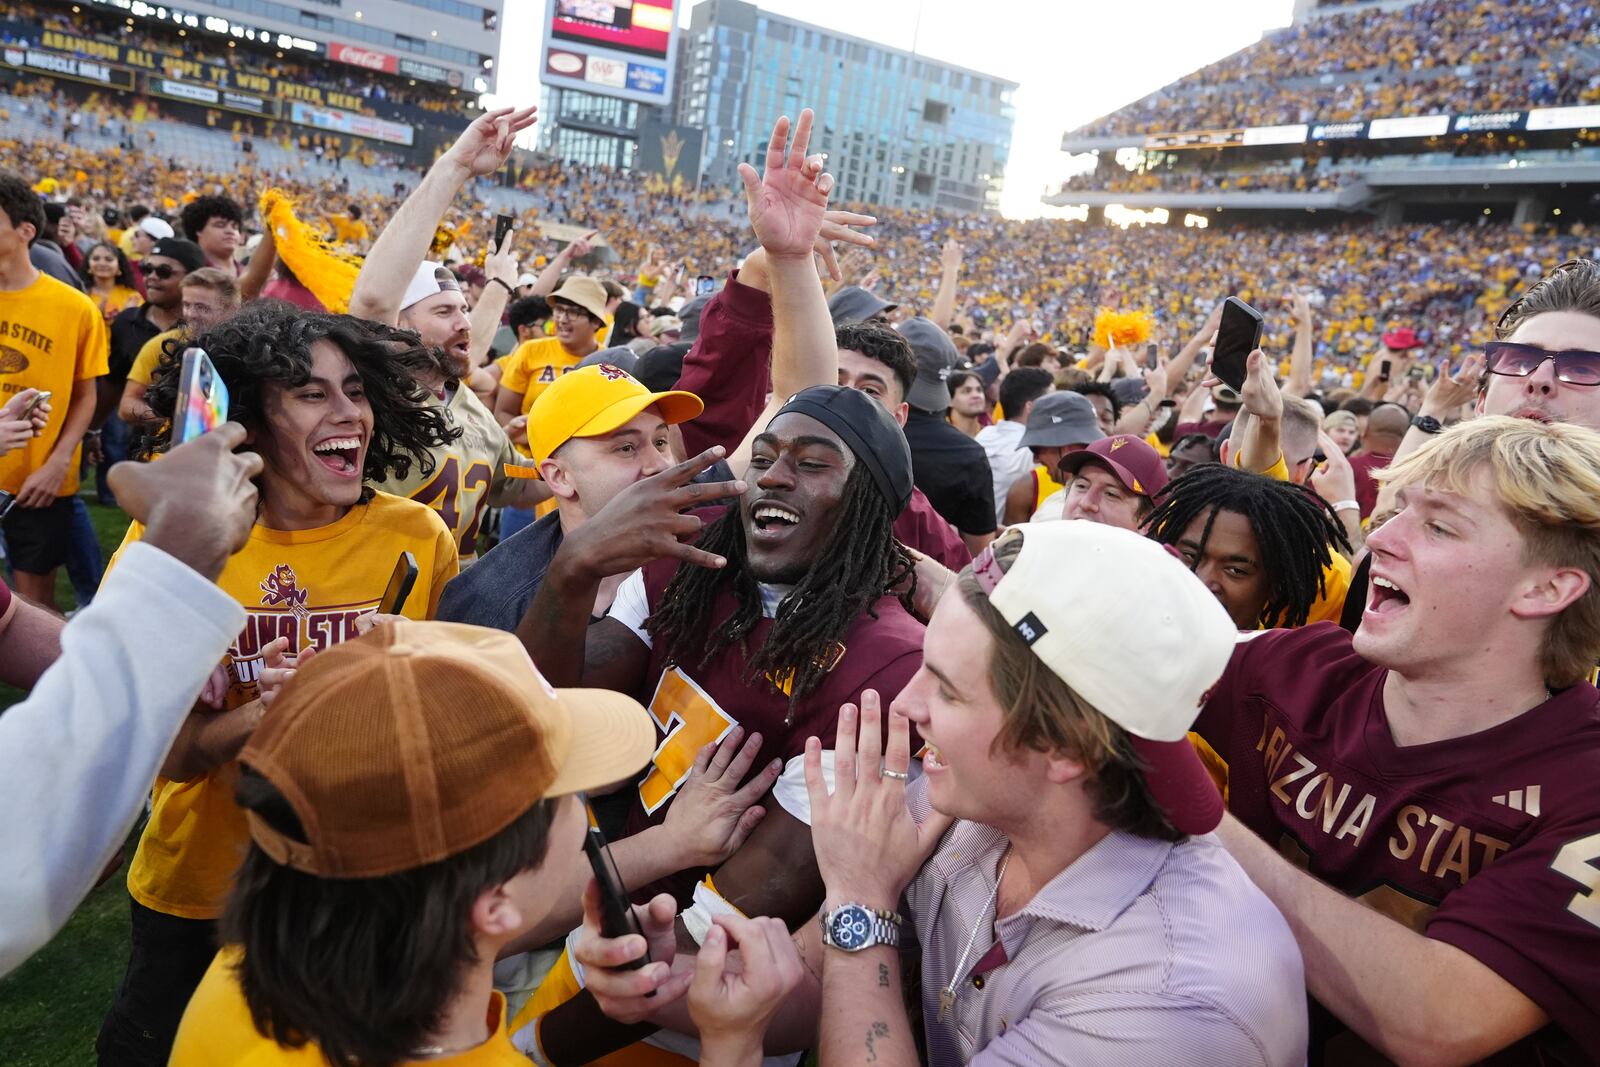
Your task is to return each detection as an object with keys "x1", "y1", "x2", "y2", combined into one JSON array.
[{"x1": 259, "y1": 564, "x2": 311, "y2": 618}]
